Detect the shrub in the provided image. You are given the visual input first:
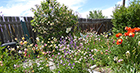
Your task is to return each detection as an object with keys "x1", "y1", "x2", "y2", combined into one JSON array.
[
  {"x1": 112, "y1": 0, "x2": 140, "y2": 34},
  {"x1": 31, "y1": 0, "x2": 78, "y2": 44}
]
